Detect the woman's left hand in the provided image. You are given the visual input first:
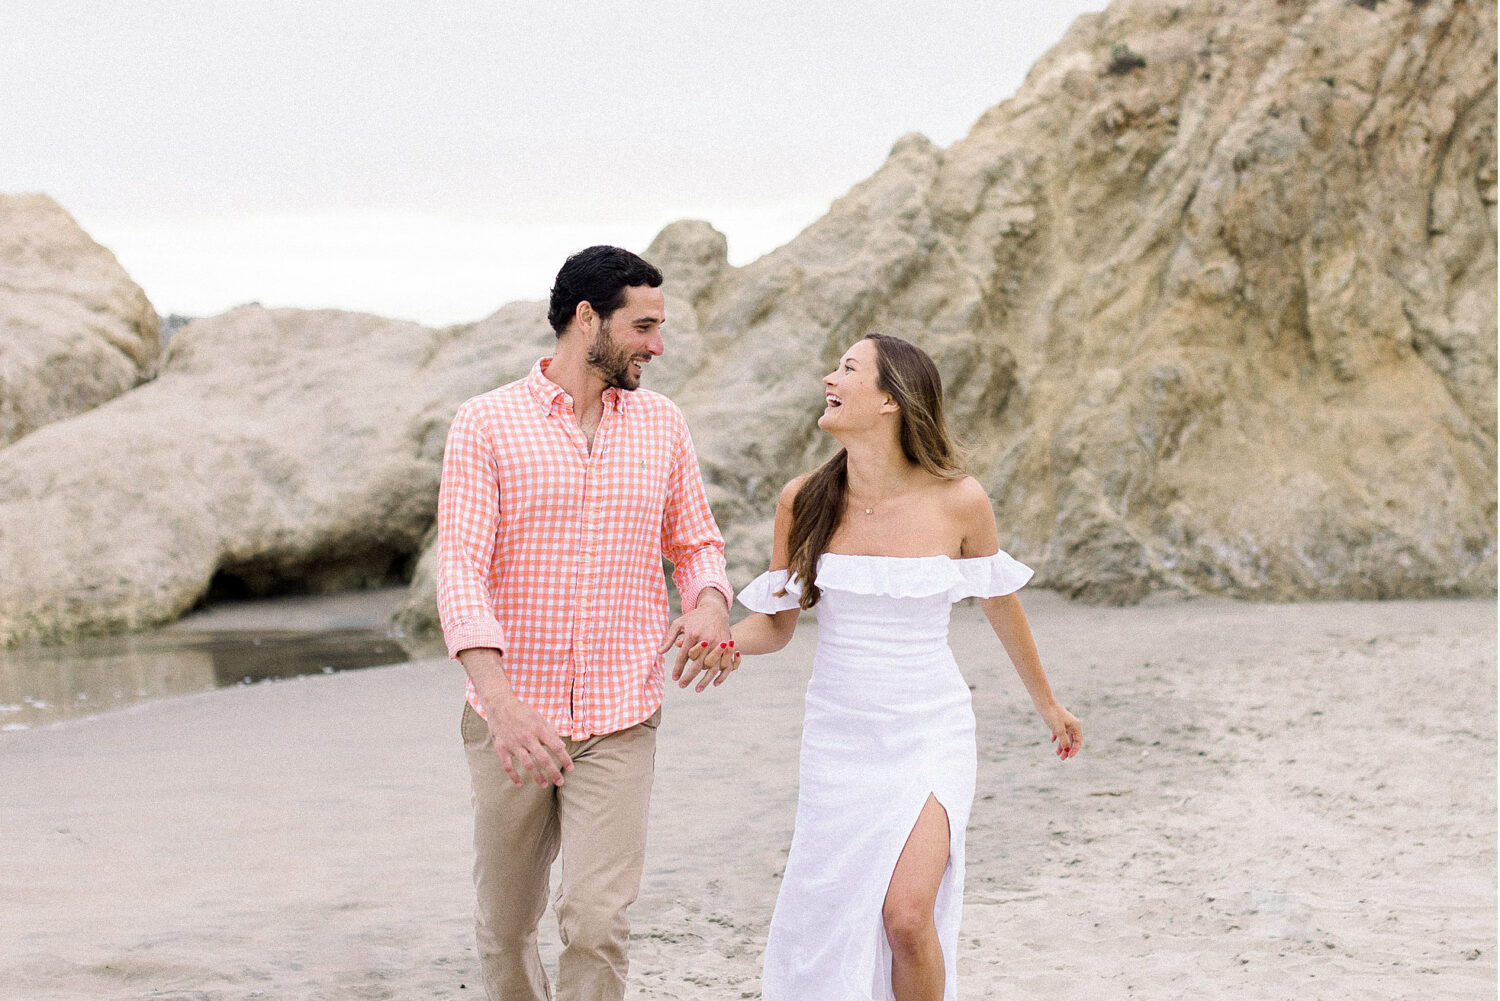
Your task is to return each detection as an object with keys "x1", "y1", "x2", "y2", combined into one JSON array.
[{"x1": 1040, "y1": 703, "x2": 1082, "y2": 761}]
